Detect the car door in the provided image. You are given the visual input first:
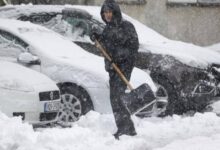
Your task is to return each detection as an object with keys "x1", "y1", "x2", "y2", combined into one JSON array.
[{"x1": 0, "y1": 29, "x2": 41, "y2": 72}]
